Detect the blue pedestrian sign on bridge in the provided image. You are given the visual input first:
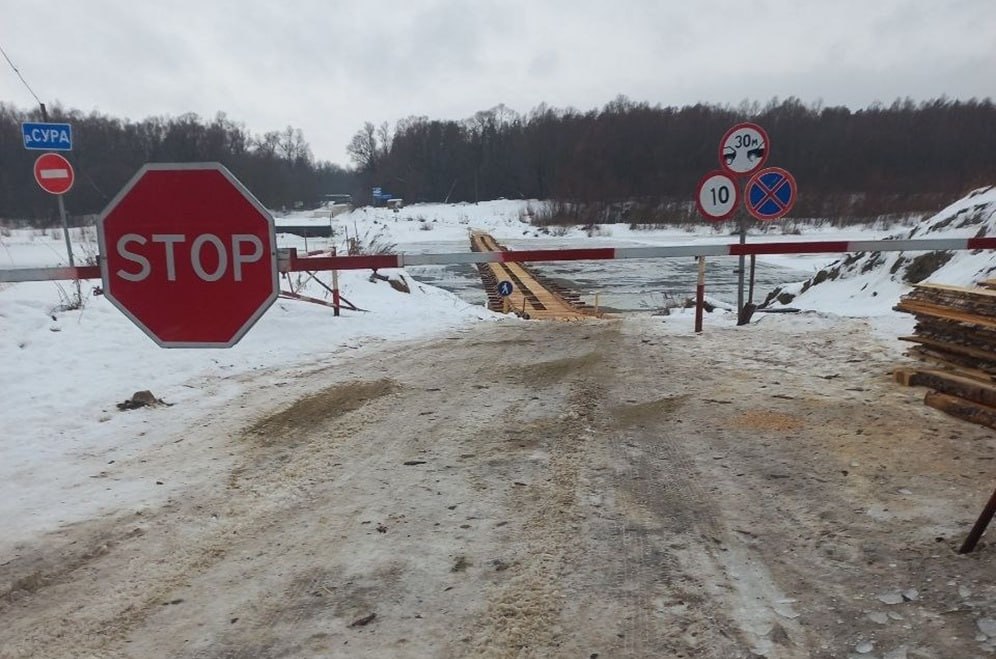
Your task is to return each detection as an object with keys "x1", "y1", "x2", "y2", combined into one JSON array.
[
  {"x1": 745, "y1": 166, "x2": 797, "y2": 221},
  {"x1": 497, "y1": 280, "x2": 514, "y2": 297},
  {"x1": 22, "y1": 122, "x2": 73, "y2": 151}
]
